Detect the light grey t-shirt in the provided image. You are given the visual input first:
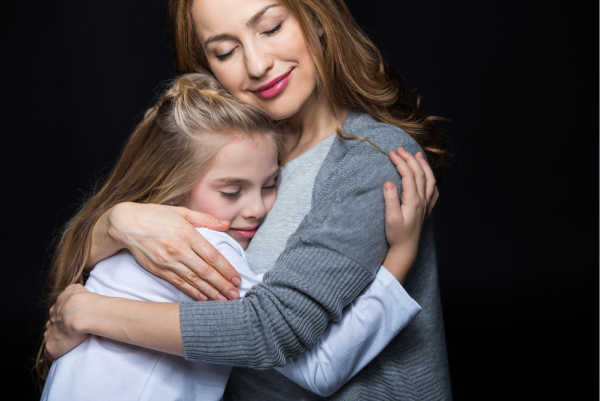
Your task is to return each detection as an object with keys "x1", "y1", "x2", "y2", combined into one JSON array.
[{"x1": 245, "y1": 134, "x2": 336, "y2": 274}]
